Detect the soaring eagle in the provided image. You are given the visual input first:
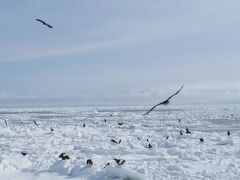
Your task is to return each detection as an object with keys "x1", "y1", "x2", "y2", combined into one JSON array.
[
  {"x1": 36, "y1": 18, "x2": 53, "y2": 28},
  {"x1": 143, "y1": 85, "x2": 184, "y2": 115}
]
